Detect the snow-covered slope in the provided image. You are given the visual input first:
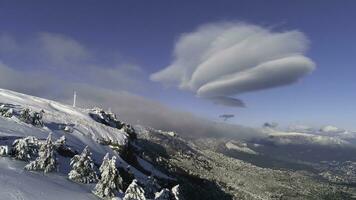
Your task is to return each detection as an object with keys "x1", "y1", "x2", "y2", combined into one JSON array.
[
  {"x1": 0, "y1": 157, "x2": 97, "y2": 200},
  {"x1": 0, "y1": 88, "x2": 128, "y2": 147},
  {"x1": 0, "y1": 88, "x2": 145, "y2": 200}
]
